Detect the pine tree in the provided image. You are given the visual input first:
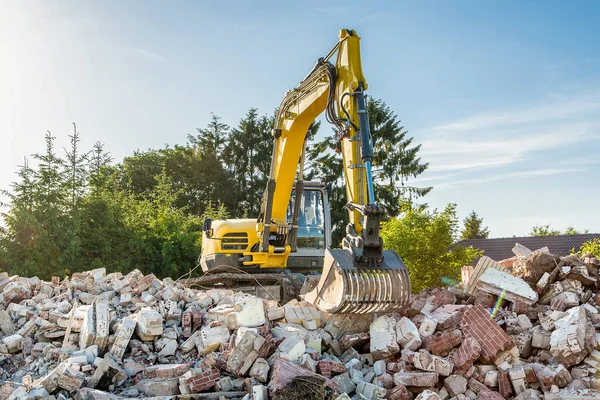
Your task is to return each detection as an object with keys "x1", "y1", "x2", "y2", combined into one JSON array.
[
  {"x1": 63, "y1": 123, "x2": 90, "y2": 211},
  {"x1": 222, "y1": 109, "x2": 259, "y2": 216},
  {"x1": 88, "y1": 141, "x2": 113, "y2": 190},
  {"x1": 460, "y1": 211, "x2": 490, "y2": 240},
  {"x1": 0, "y1": 132, "x2": 73, "y2": 277},
  {"x1": 529, "y1": 225, "x2": 561, "y2": 236},
  {"x1": 222, "y1": 109, "x2": 278, "y2": 217},
  {"x1": 189, "y1": 114, "x2": 229, "y2": 157},
  {"x1": 0, "y1": 158, "x2": 37, "y2": 274}
]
